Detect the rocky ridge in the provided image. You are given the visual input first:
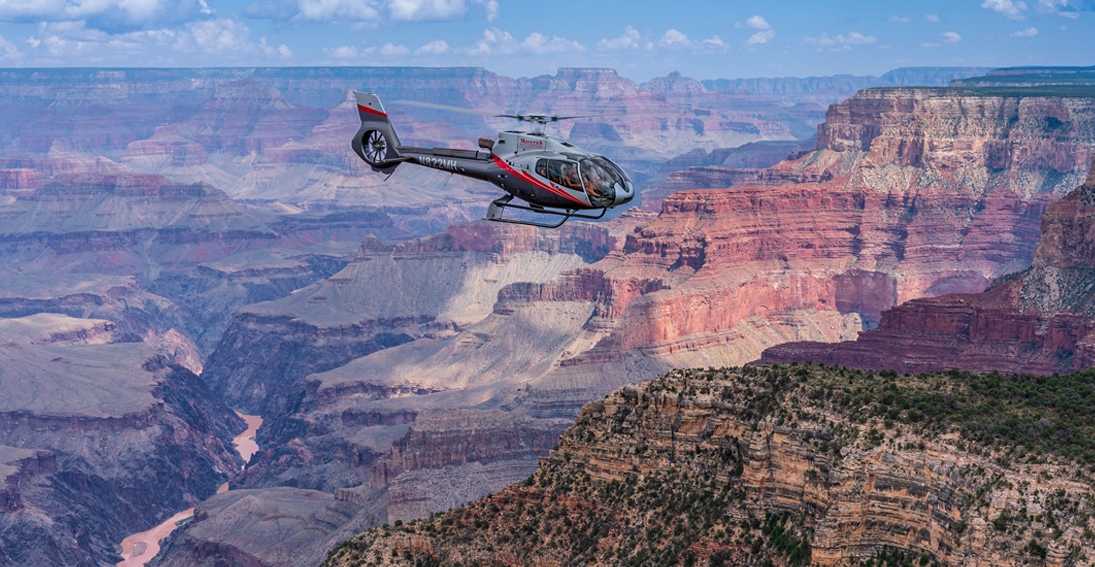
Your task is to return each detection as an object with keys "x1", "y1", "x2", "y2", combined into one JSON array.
[
  {"x1": 762, "y1": 153, "x2": 1095, "y2": 374},
  {"x1": 701, "y1": 66, "x2": 991, "y2": 106},
  {"x1": 328, "y1": 364, "x2": 1095, "y2": 567}
]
